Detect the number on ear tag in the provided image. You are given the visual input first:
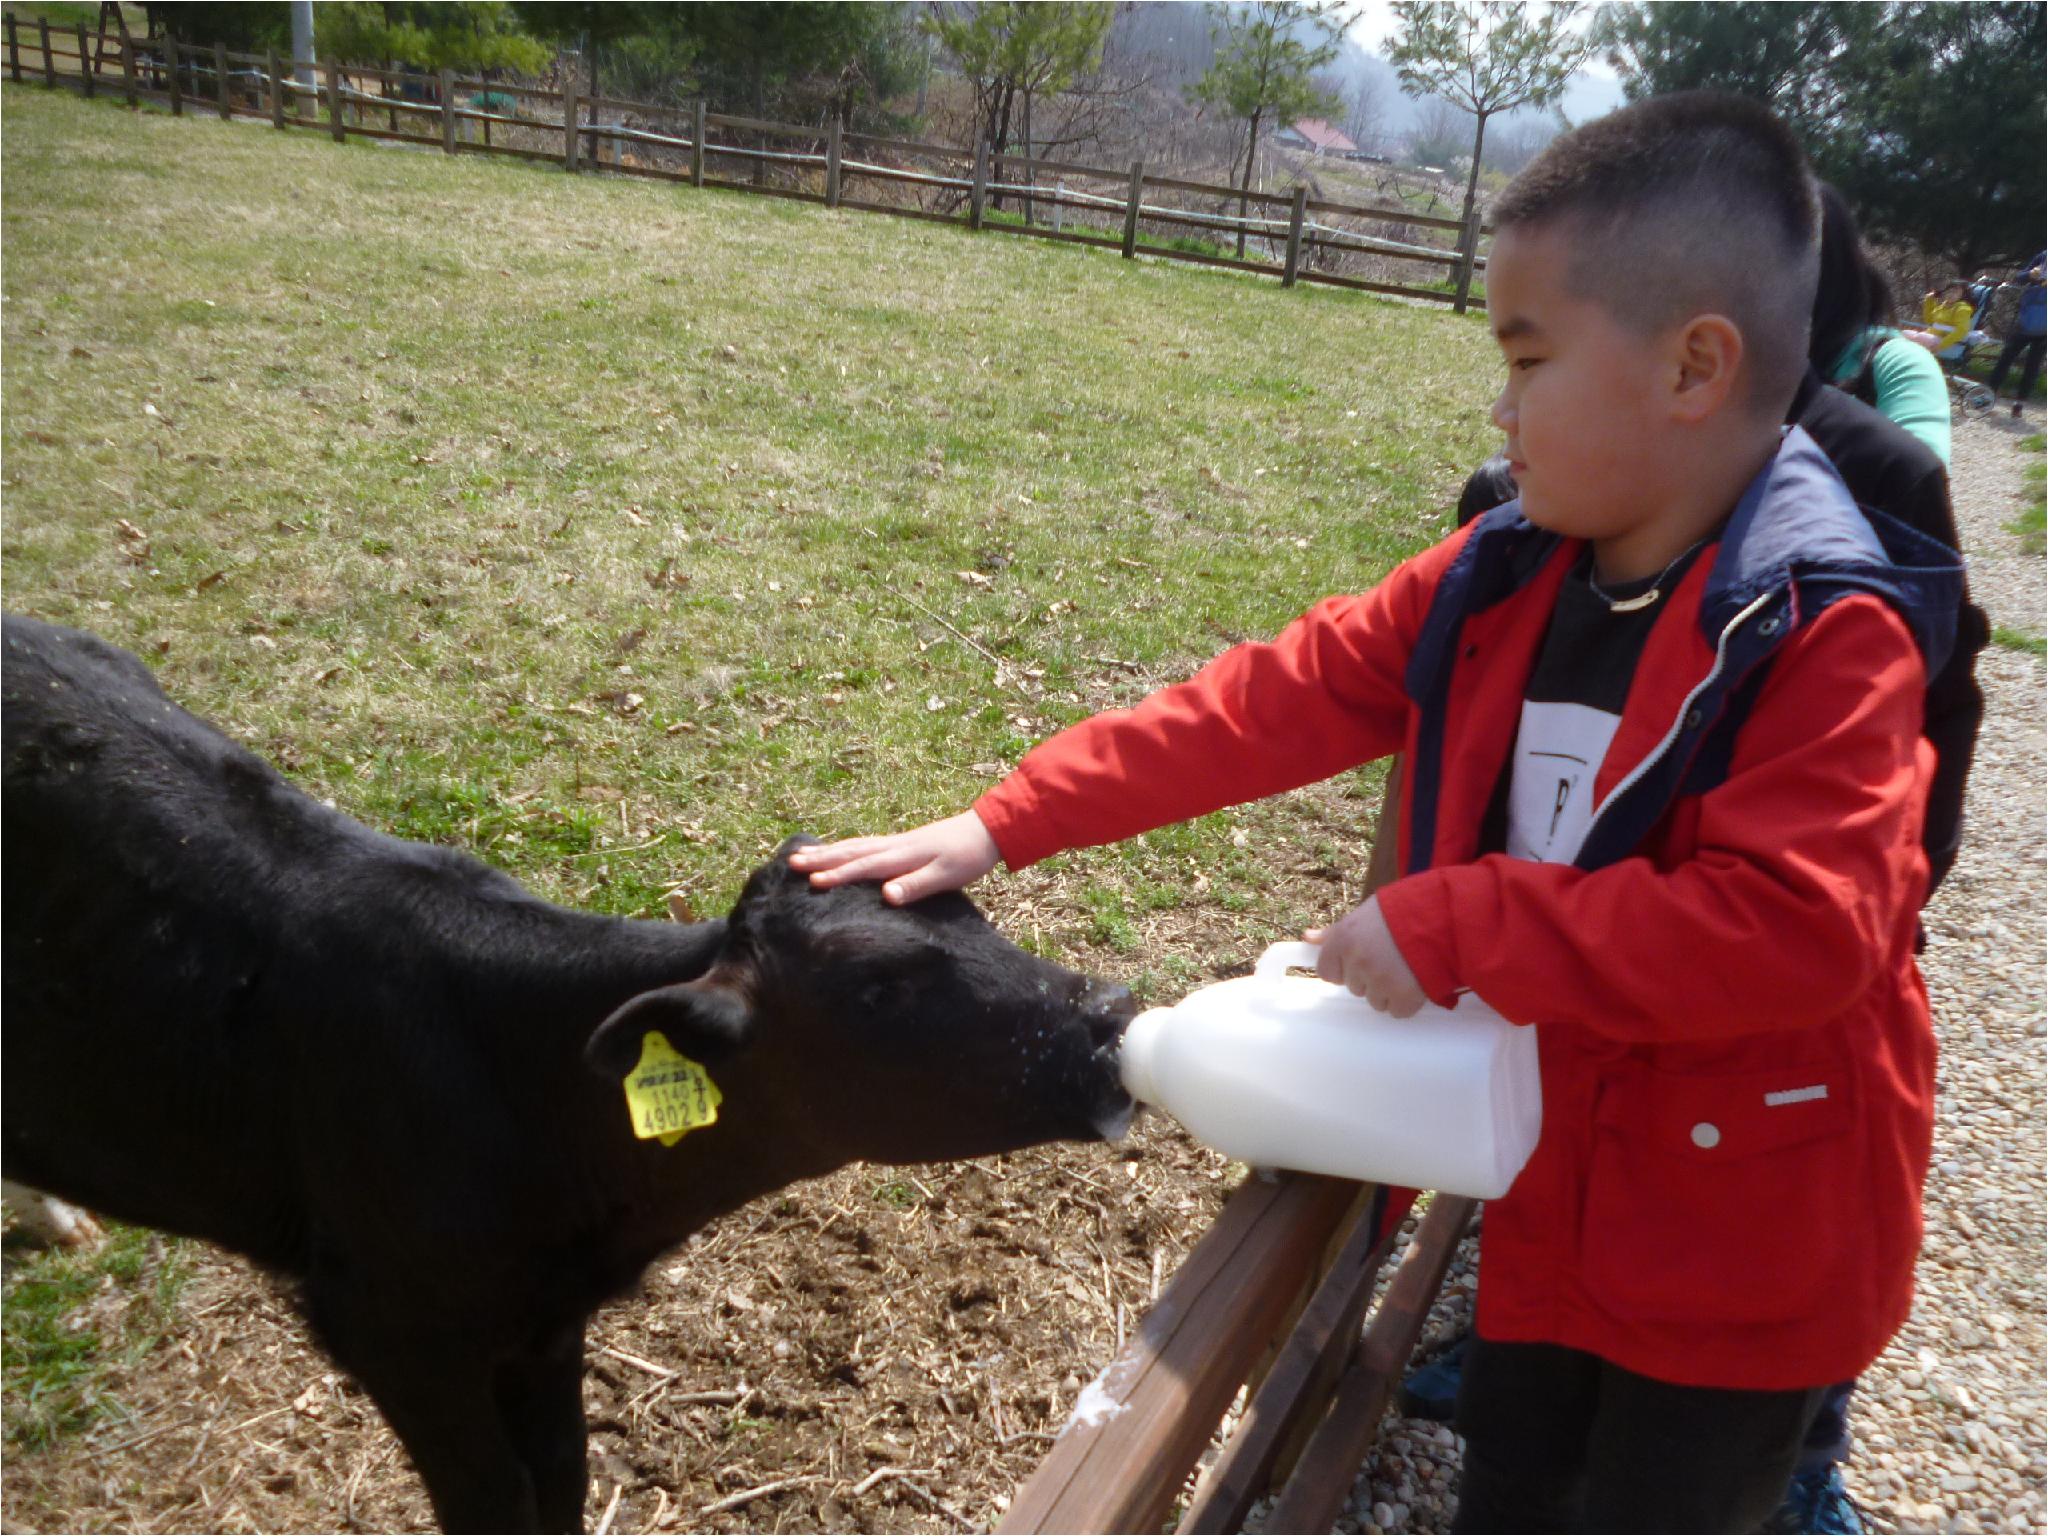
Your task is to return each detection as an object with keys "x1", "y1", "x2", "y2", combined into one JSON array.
[{"x1": 622, "y1": 1031, "x2": 722, "y2": 1147}]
